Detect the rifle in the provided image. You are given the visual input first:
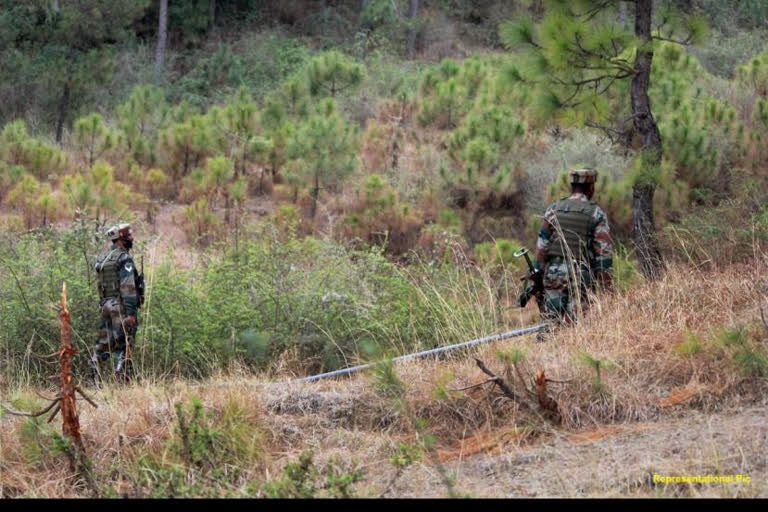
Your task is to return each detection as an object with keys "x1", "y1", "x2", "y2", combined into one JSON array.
[
  {"x1": 514, "y1": 248, "x2": 543, "y2": 311},
  {"x1": 136, "y1": 255, "x2": 146, "y2": 308}
]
